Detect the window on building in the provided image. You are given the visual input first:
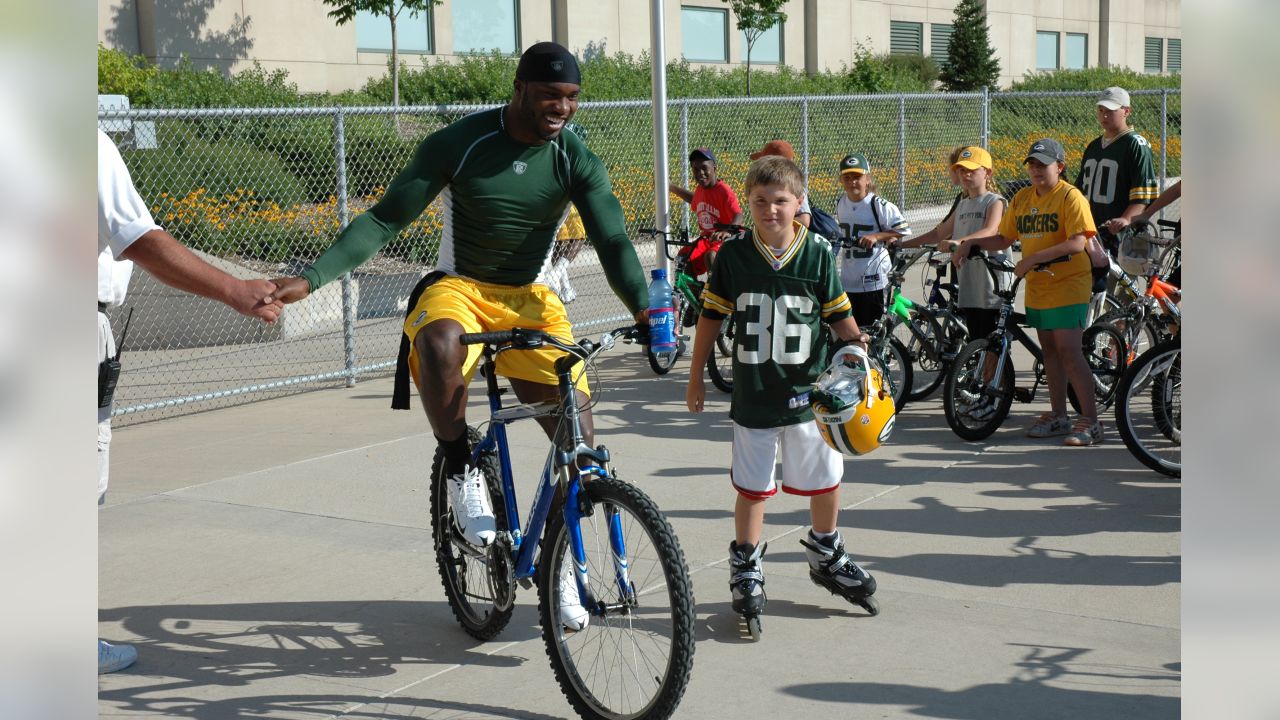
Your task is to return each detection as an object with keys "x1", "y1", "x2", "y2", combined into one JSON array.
[
  {"x1": 357, "y1": 7, "x2": 433, "y2": 53},
  {"x1": 1036, "y1": 31, "x2": 1059, "y2": 70},
  {"x1": 682, "y1": 6, "x2": 729, "y2": 63},
  {"x1": 453, "y1": 0, "x2": 519, "y2": 55},
  {"x1": 1145, "y1": 37, "x2": 1164, "y2": 73},
  {"x1": 890, "y1": 21, "x2": 923, "y2": 55},
  {"x1": 1064, "y1": 32, "x2": 1087, "y2": 69},
  {"x1": 741, "y1": 18, "x2": 783, "y2": 64},
  {"x1": 1167, "y1": 38, "x2": 1181, "y2": 72},
  {"x1": 931, "y1": 23, "x2": 953, "y2": 65}
]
